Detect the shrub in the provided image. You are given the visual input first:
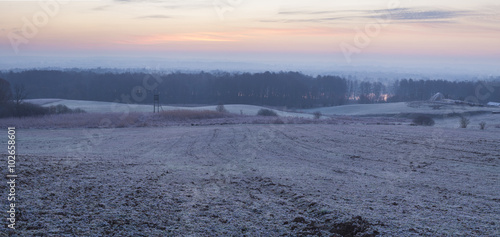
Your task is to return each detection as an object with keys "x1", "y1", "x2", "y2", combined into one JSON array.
[
  {"x1": 15, "y1": 103, "x2": 49, "y2": 117},
  {"x1": 72, "y1": 108, "x2": 86, "y2": 114},
  {"x1": 0, "y1": 102, "x2": 85, "y2": 118},
  {"x1": 459, "y1": 116, "x2": 470, "y2": 128},
  {"x1": 47, "y1": 104, "x2": 86, "y2": 115},
  {"x1": 257, "y1": 109, "x2": 278, "y2": 117},
  {"x1": 479, "y1": 121, "x2": 486, "y2": 130},
  {"x1": 215, "y1": 104, "x2": 228, "y2": 113},
  {"x1": 313, "y1": 111, "x2": 322, "y2": 119},
  {"x1": 48, "y1": 104, "x2": 69, "y2": 114},
  {"x1": 412, "y1": 115, "x2": 435, "y2": 126}
]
